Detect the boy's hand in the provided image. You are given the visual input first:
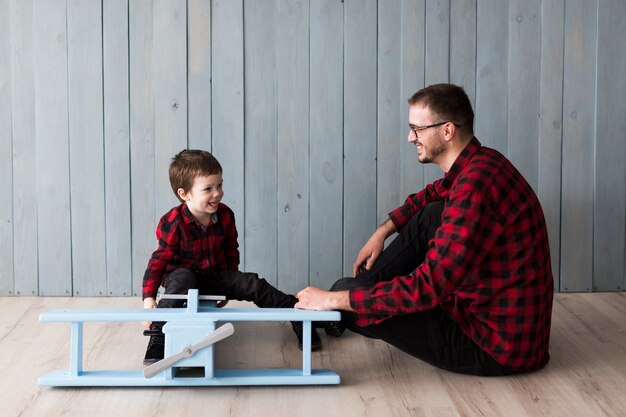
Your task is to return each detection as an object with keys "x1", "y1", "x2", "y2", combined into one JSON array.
[{"x1": 142, "y1": 297, "x2": 157, "y2": 329}]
